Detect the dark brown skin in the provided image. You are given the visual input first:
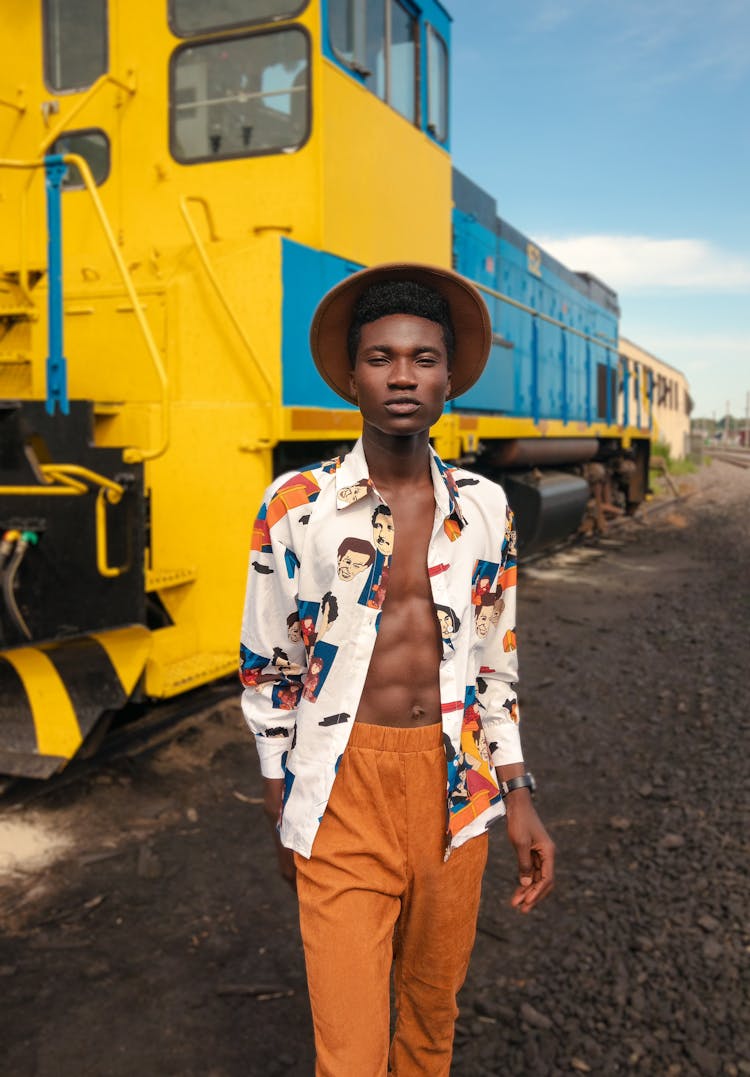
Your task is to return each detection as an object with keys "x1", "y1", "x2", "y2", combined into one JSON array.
[{"x1": 265, "y1": 314, "x2": 555, "y2": 907}]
